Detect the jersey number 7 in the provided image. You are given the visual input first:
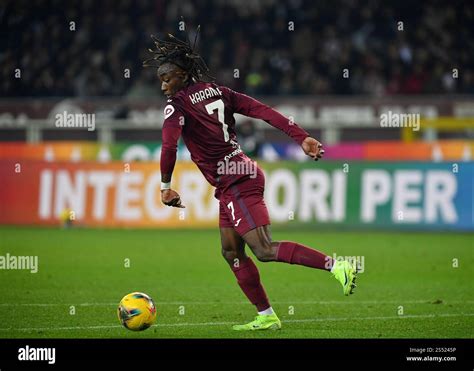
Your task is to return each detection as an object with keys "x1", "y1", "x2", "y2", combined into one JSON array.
[{"x1": 205, "y1": 99, "x2": 229, "y2": 142}]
